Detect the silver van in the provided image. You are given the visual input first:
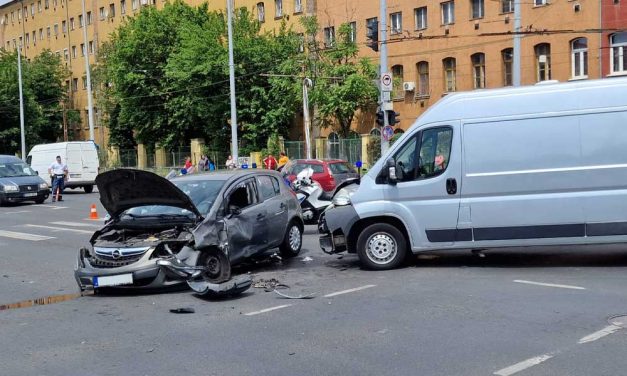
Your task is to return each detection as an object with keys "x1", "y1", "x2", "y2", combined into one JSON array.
[{"x1": 319, "y1": 77, "x2": 627, "y2": 269}]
